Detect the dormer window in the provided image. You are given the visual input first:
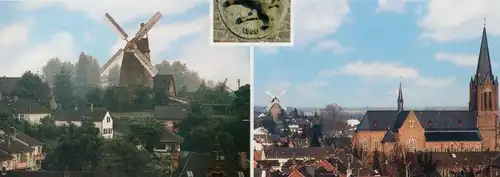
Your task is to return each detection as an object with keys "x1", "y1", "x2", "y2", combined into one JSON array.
[
  {"x1": 373, "y1": 121, "x2": 377, "y2": 127},
  {"x1": 428, "y1": 120, "x2": 433, "y2": 127},
  {"x1": 458, "y1": 120, "x2": 463, "y2": 127}
]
